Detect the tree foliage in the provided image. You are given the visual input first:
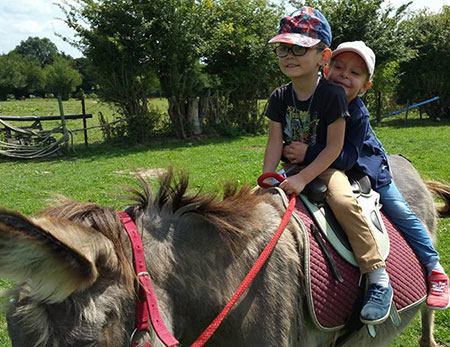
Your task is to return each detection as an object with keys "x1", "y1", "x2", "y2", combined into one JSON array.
[
  {"x1": 0, "y1": 53, "x2": 46, "y2": 100},
  {"x1": 59, "y1": 0, "x2": 205, "y2": 140},
  {"x1": 396, "y1": 6, "x2": 450, "y2": 119},
  {"x1": 52, "y1": 0, "x2": 448, "y2": 140},
  {"x1": 59, "y1": 0, "x2": 285, "y2": 139},
  {"x1": 301, "y1": 0, "x2": 410, "y2": 64},
  {"x1": 44, "y1": 56, "x2": 82, "y2": 100},
  {"x1": 200, "y1": 0, "x2": 282, "y2": 134},
  {"x1": 0, "y1": 53, "x2": 26, "y2": 101},
  {"x1": 140, "y1": 0, "x2": 206, "y2": 138},
  {"x1": 13, "y1": 37, "x2": 59, "y2": 67},
  {"x1": 73, "y1": 57, "x2": 97, "y2": 94}
]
